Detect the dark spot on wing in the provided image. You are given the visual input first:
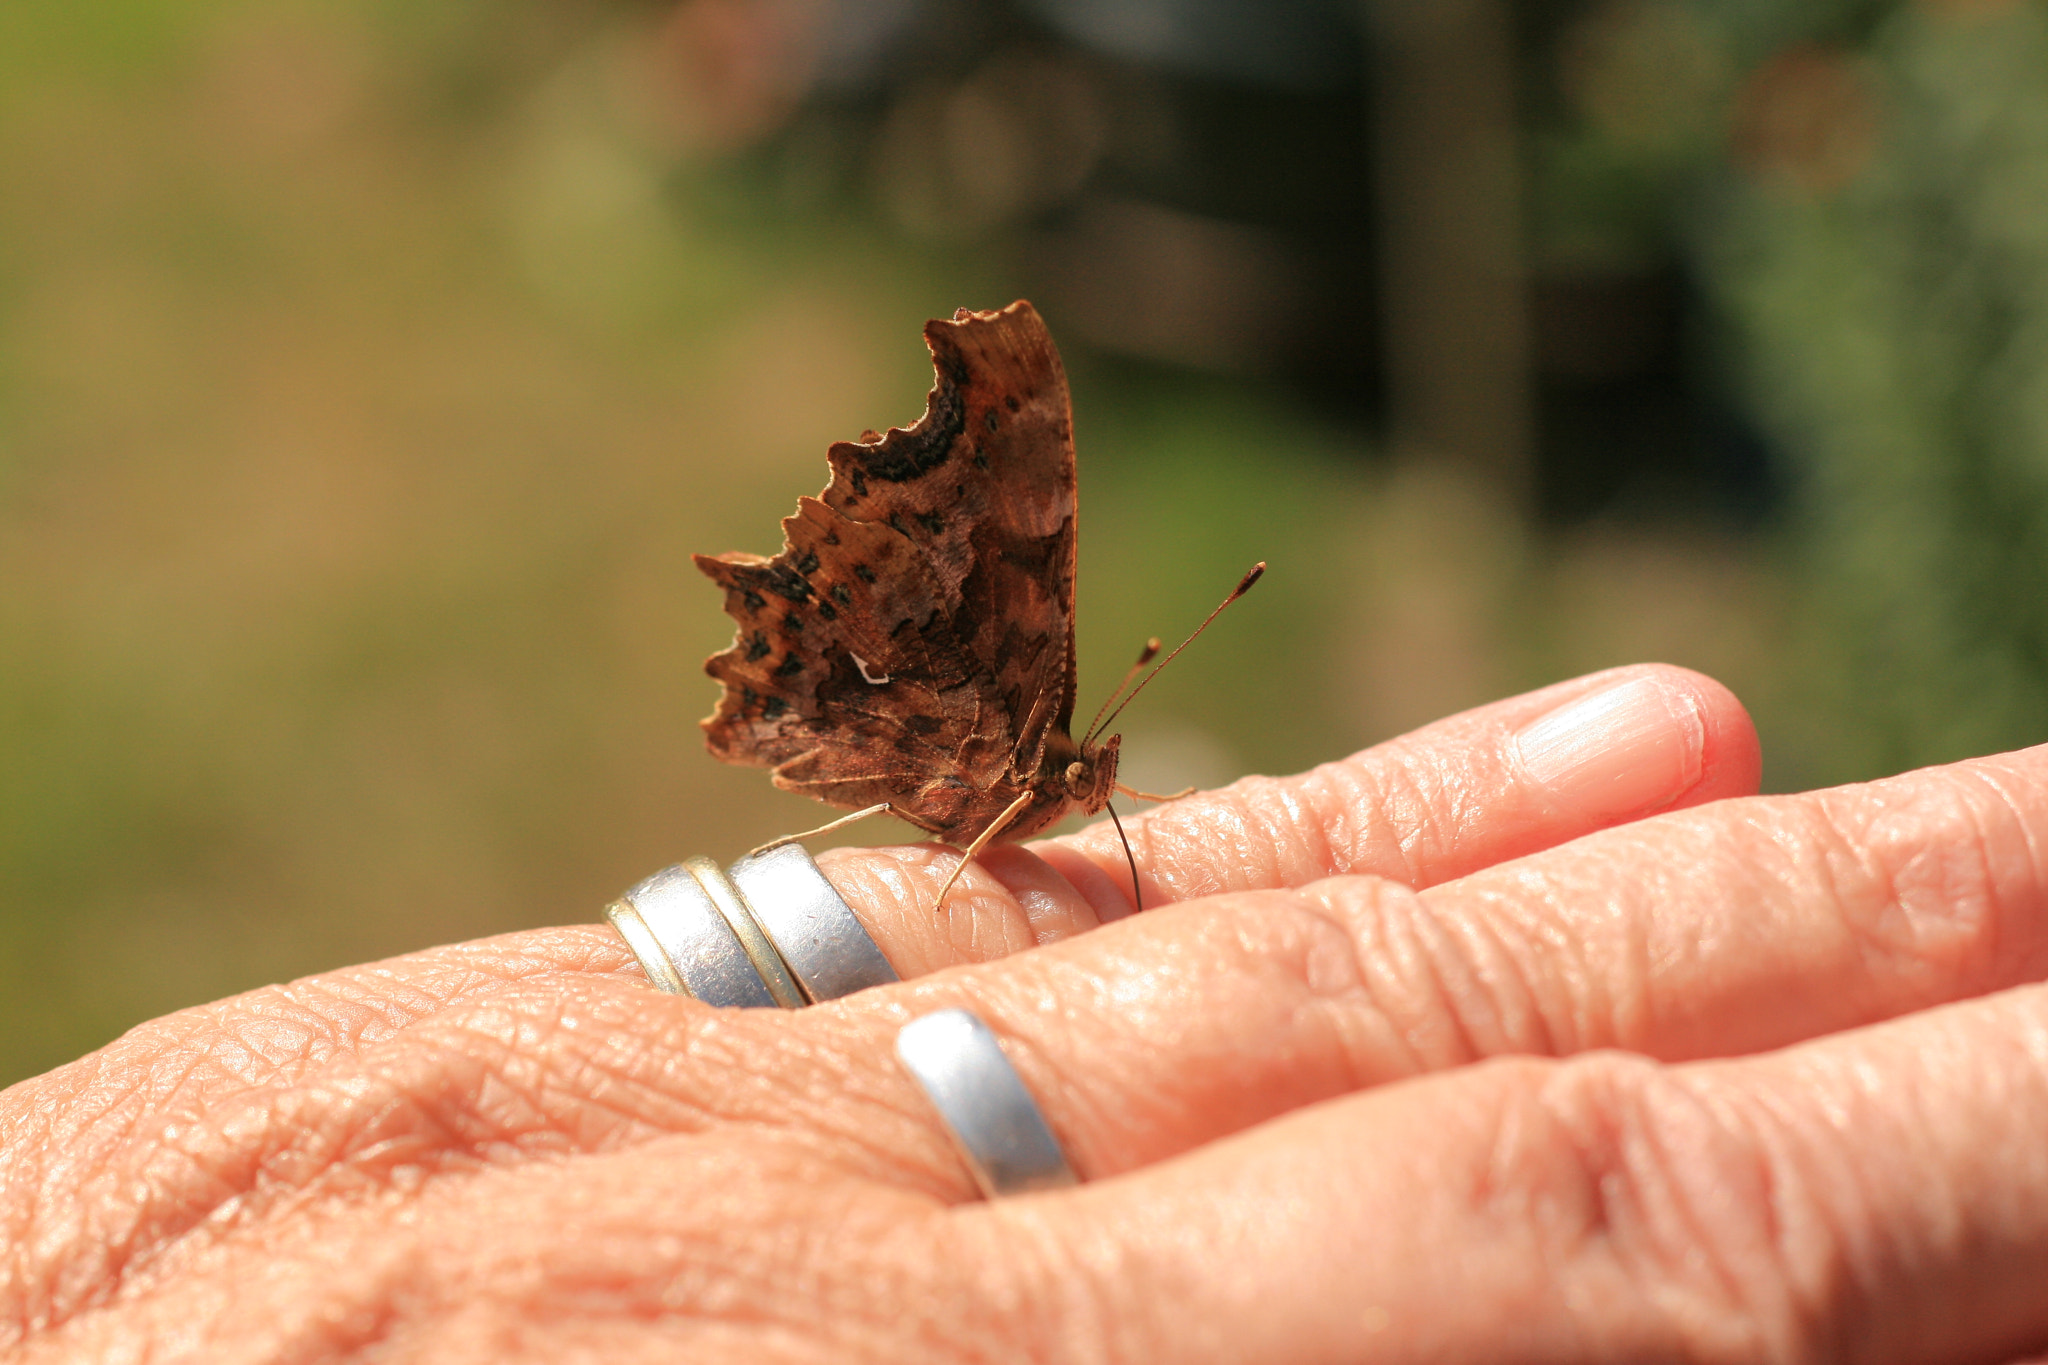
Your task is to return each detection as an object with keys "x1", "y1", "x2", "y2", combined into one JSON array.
[
  {"x1": 831, "y1": 584, "x2": 852, "y2": 606},
  {"x1": 775, "y1": 653, "x2": 804, "y2": 677},
  {"x1": 761, "y1": 696, "x2": 789, "y2": 721},
  {"x1": 765, "y1": 565, "x2": 812, "y2": 603},
  {"x1": 816, "y1": 599, "x2": 838, "y2": 621},
  {"x1": 742, "y1": 590, "x2": 766, "y2": 612},
  {"x1": 905, "y1": 714, "x2": 942, "y2": 736},
  {"x1": 984, "y1": 409, "x2": 1000, "y2": 434},
  {"x1": 915, "y1": 510, "x2": 944, "y2": 535},
  {"x1": 745, "y1": 631, "x2": 770, "y2": 662},
  {"x1": 852, "y1": 563, "x2": 877, "y2": 584},
  {"x1": 795, "y1": 550, "x2": 820, "y2": 576},
  {"x1": 1005, "y1": 395, "x2": 1021, "y2": 412}
]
